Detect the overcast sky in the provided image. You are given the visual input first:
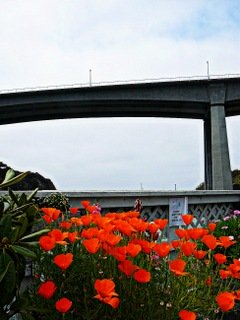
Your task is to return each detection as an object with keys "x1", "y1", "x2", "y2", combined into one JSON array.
[{"x1": 0, "y1": 0, "x2": 239, "y2": 191}]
